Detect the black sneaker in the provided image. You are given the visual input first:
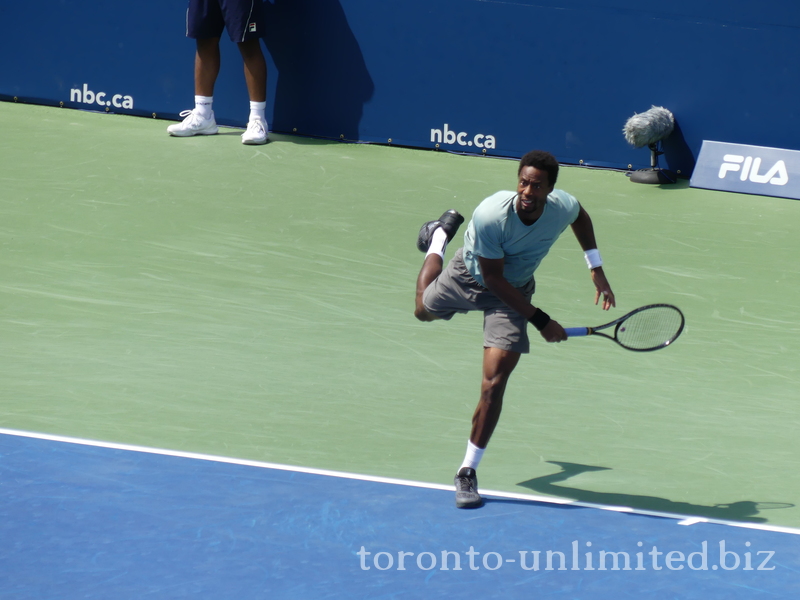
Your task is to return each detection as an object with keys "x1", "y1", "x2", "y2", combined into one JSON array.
[
  {"x1": 416, "y1": 209, "x2": 464, "y2": 252},
  {"x1": 454, "y1": 467, "x2": 483, "y2": 508}
]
